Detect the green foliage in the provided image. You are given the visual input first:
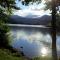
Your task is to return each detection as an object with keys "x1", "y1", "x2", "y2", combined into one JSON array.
[
  {"x1": 44, "y1": 1, "x2": 52, "y2": 10},
  {"x1": 21, "y1": 0, "x2": 41, "y2": 5},
  {"x1": 0, "y1": 24, "x2": 10, "y2": 47},
  {"x1": 0, "y1": 0, "x2": 15, "y2": 8},
  {"x1": 32, "y1": 57, "x2": 52, "y2": 60},
  {"x1": 0, "y1": 0, "x2": 16, "y2": 48},
  {"x1": 0, "y1": 48, "x2": 28, "y2": 60},
  {"x1": 0, "y1": 15, "x2": 10, "y2": 47}
]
